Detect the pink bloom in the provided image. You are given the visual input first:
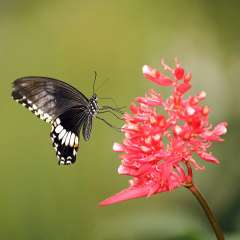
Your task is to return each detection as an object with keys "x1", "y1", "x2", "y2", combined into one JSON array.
[{"x1": 100, "y1": 59, "x2": 227, "y2": 206}]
